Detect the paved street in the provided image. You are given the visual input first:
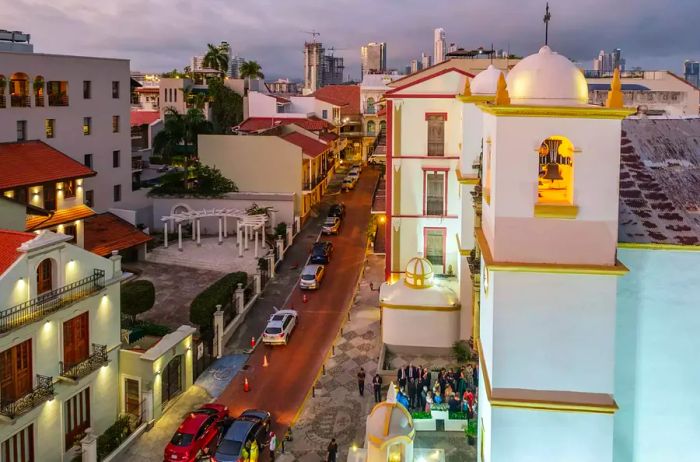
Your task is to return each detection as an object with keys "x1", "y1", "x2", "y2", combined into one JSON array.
[{"x1": 217, "y1": 168, "x2": 379, "y2": 440}]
